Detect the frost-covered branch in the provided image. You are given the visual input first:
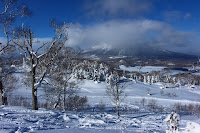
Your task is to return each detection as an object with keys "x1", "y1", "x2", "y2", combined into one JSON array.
[
  {"x1": 35, "y1": 42, "x2": 48, "y2": 55},
  {"x1": 34, "y1": 70, "x2": 46, "y2": 88}
]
